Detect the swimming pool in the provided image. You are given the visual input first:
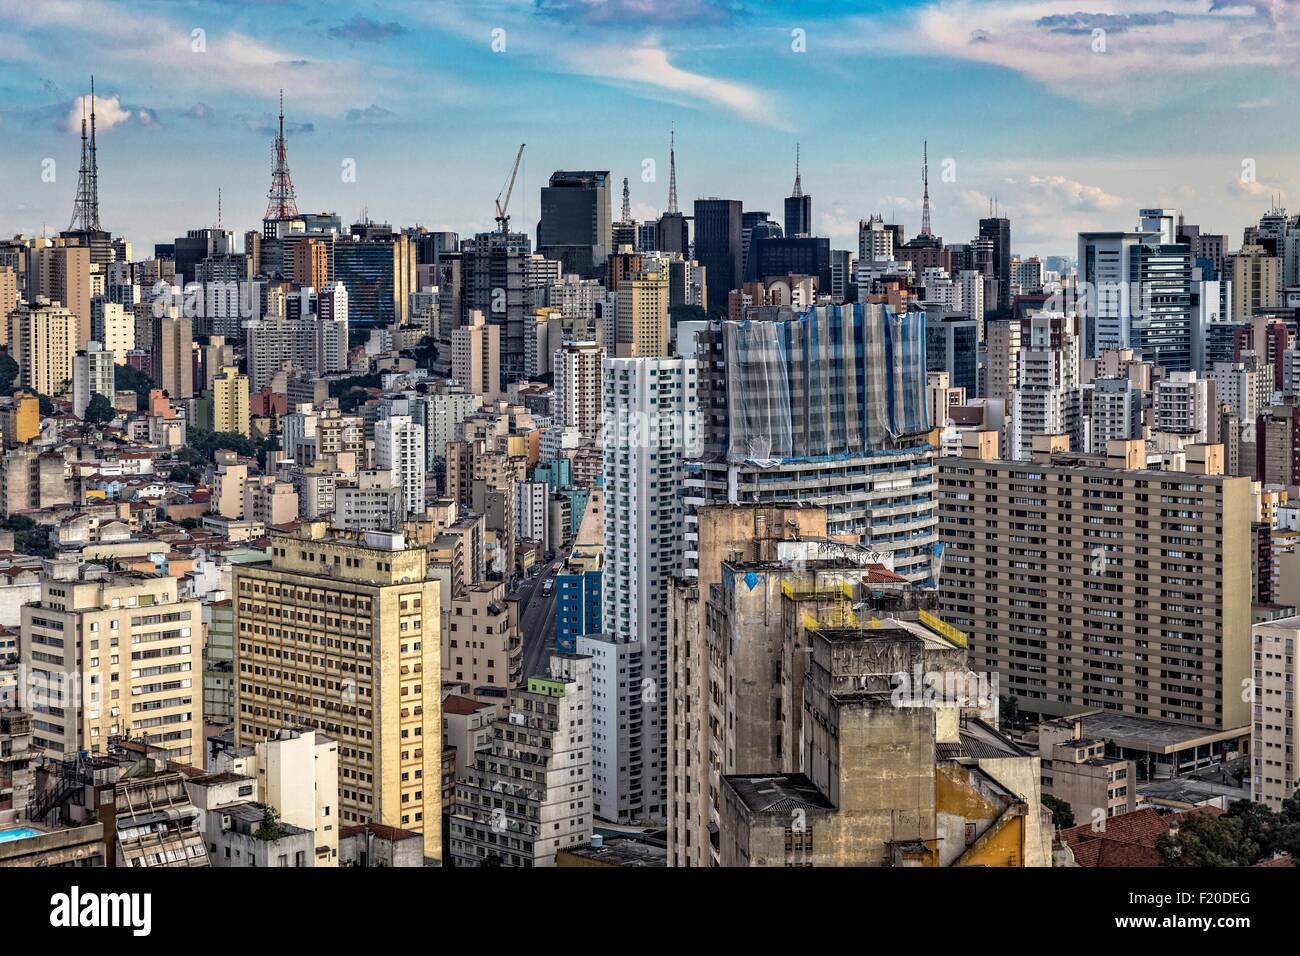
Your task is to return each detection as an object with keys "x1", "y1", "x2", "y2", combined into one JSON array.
[{"x1": 0, "y1": 827, "x2": 41, "y2": 844}]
